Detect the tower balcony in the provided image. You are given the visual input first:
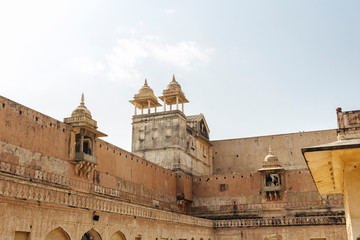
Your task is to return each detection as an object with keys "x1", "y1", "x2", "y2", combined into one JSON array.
[{"x1": 74, "y1": 152, "x2": 98, "y2": 165}]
